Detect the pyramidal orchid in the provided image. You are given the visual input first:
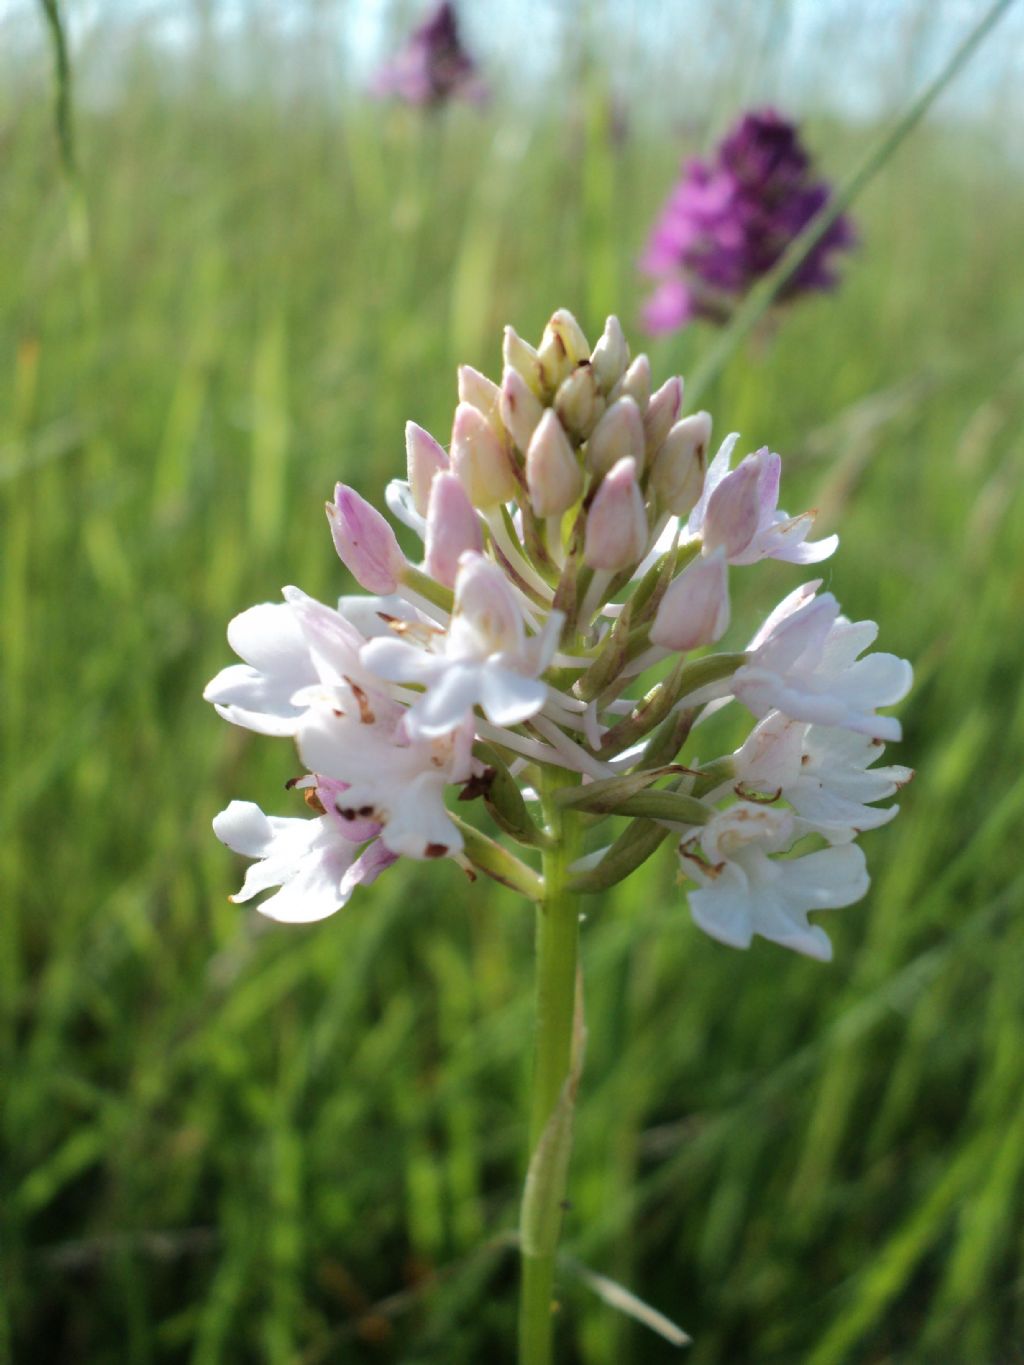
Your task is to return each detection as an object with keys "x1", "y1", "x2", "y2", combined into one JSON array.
[
  {"x1": 372, "y1": 2, "x2": 485, "y2": 109},
  {"x1": 205, "y1": 308, "x2": 911, "y2": 1361},
  {"x1": 641, "y1": 108, "x2": 856, "y2": 333}
]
